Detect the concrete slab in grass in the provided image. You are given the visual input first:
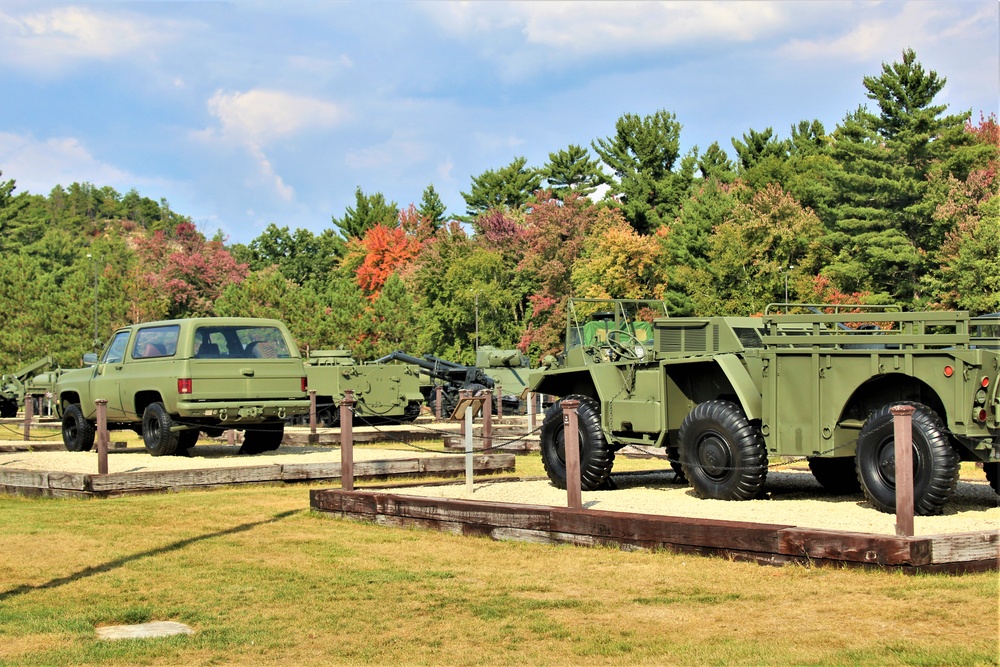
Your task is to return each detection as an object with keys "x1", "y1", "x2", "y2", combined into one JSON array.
[{"x1": 96, "y1": 621, "x2": 195, "y2": 640}]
